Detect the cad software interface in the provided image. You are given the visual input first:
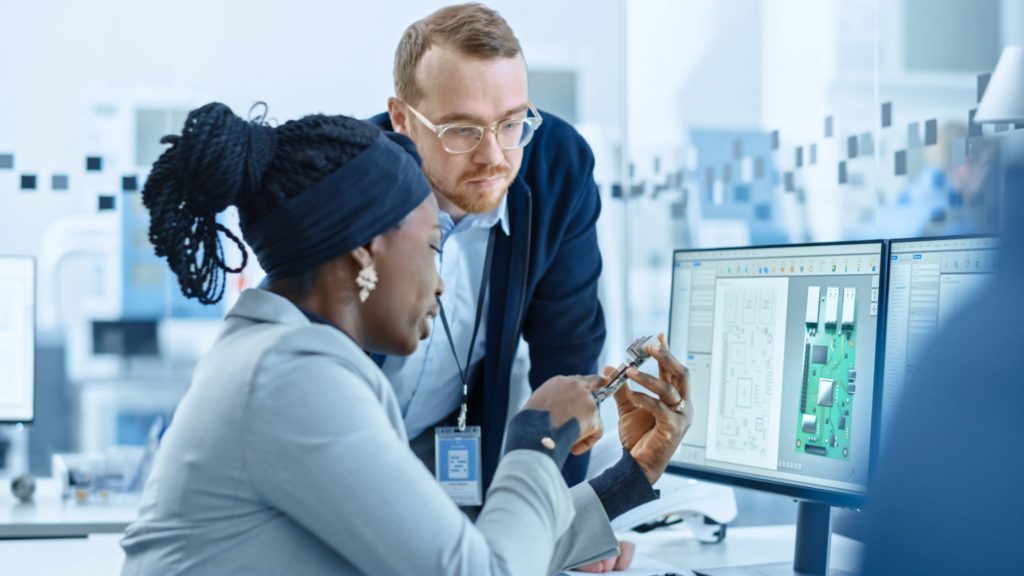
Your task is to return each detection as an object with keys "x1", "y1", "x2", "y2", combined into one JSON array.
[
  {"x1": 882, "y1": 236, "x2": 996, "y2": 435},
  {"x1": 668, "y1": 243, "x2": 883, "y2": 494},
  {"x1": 0, "y1": 257, "x2": 35, "y2": 421}
]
